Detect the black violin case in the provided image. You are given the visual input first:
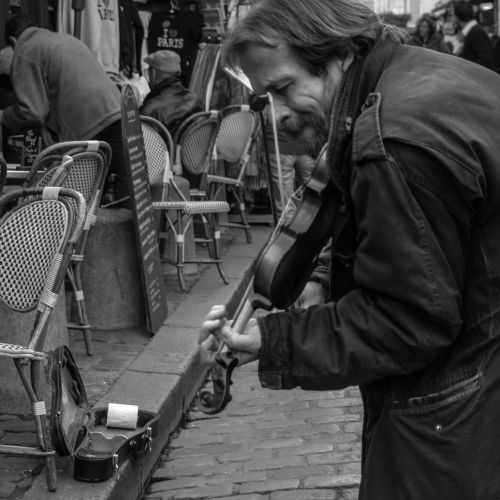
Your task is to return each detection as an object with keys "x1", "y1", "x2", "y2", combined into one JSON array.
[{"x1": 50, "y1": 345, "x2": 159, "y2": 482}]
